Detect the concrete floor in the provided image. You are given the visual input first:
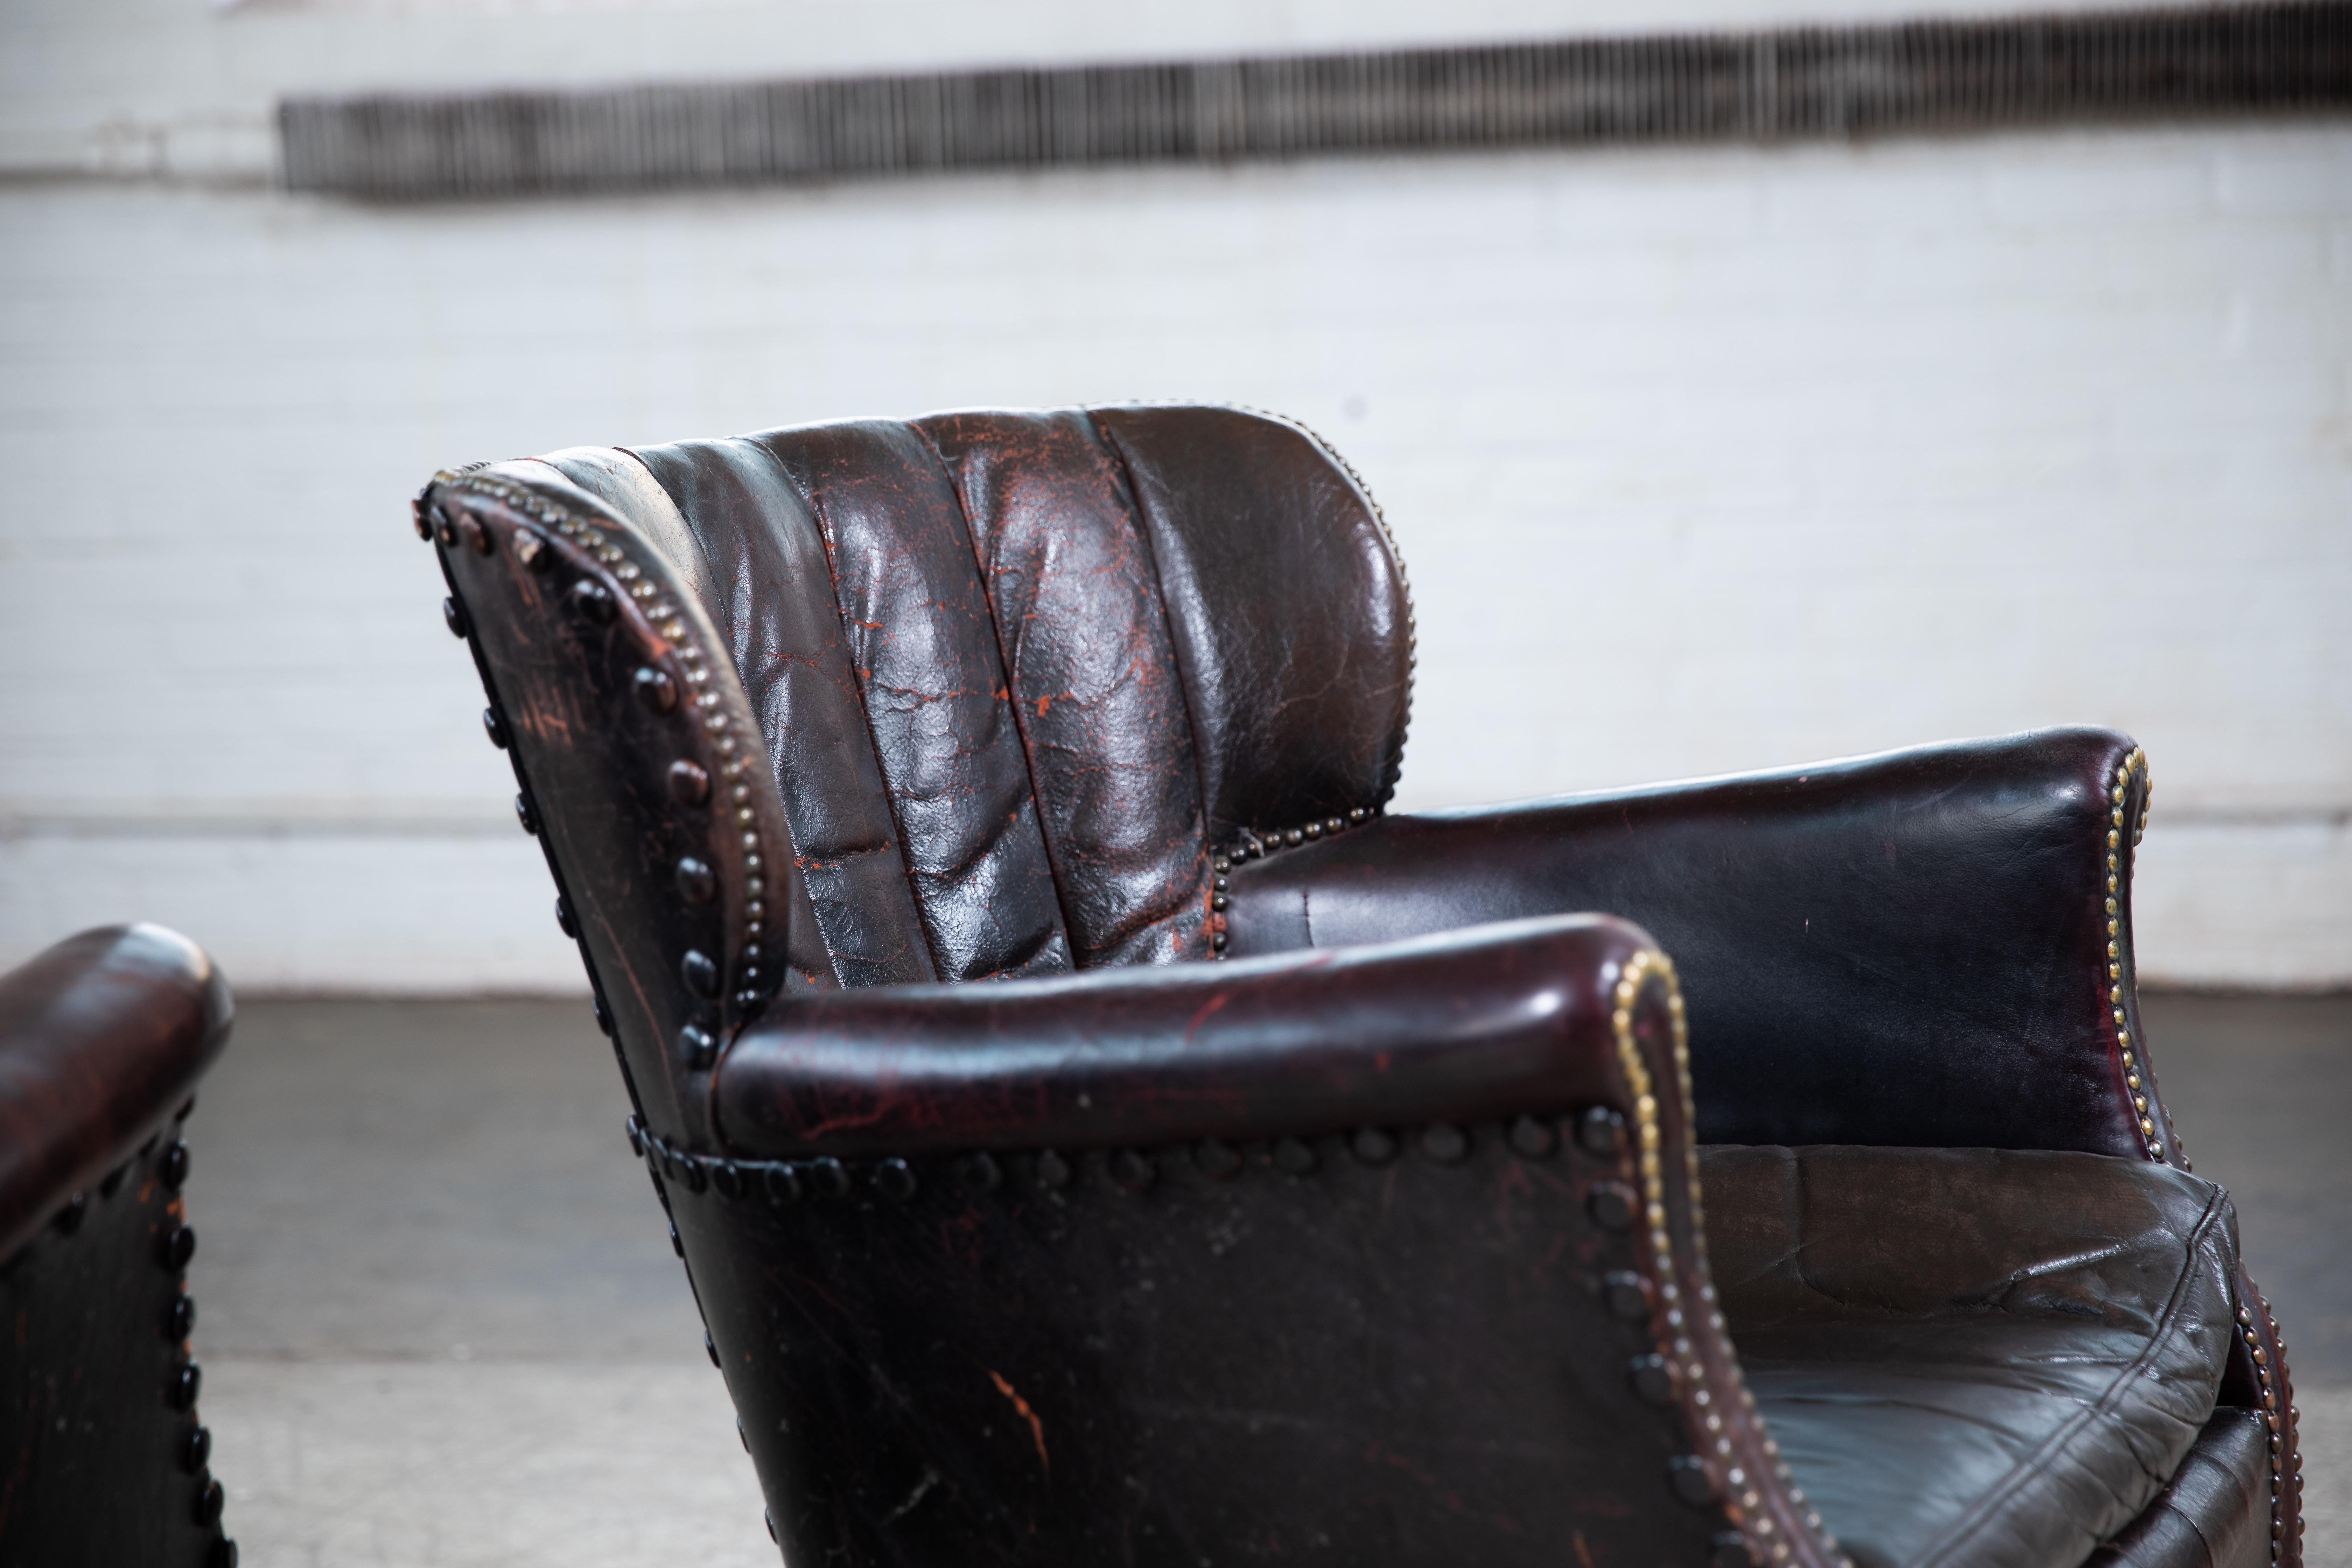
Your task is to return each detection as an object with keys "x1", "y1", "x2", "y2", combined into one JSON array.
[{"x1": 183, "y1": 993, "x2": 2351, "y2": 1566}]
